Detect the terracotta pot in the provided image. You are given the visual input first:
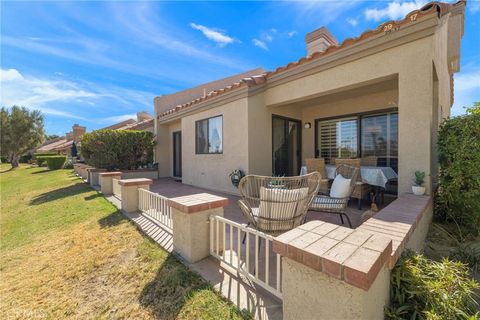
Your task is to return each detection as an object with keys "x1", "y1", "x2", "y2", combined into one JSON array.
[{"x1": 412, "y1": 185, "x2": 425, "y2": 195}]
